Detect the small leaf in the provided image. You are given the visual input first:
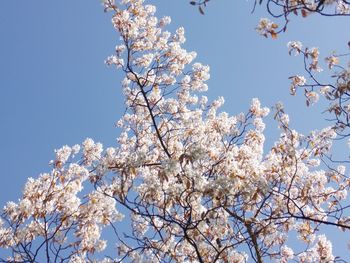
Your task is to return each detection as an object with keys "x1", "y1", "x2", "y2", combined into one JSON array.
[
  {"x1": 199, "y1": 6, "x2": 205, "y2": 15},
  {"x1": 271, "y1": 23, "x2": 278, "y2": 29},
  {"x1": 186, "y1": 179, "x2": 191, "y2": 189},
  {"x1": 301, "y1": 9, "x2": 308, "y2": 17},
  {"x1": 270, "y1": 31, "x2": 278, "y2": 39}
]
